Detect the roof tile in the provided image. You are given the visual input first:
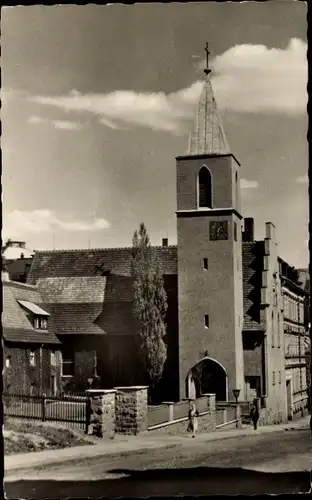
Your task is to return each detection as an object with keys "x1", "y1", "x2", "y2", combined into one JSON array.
[{"x1": 27, "y1": 246, "x2": 178, "y2": 284}]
